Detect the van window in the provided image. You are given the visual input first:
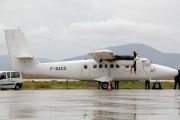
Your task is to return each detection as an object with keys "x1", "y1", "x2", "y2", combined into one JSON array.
[
  {"x1": 0, "y1": 72, "x2": 6, "y2": 79},
  {"x1": 11, "y1": 72, "x2": 20, "y2": 78},
  {"x1": 7, "y1": 72, "x2": 10, "y2": 78}
]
